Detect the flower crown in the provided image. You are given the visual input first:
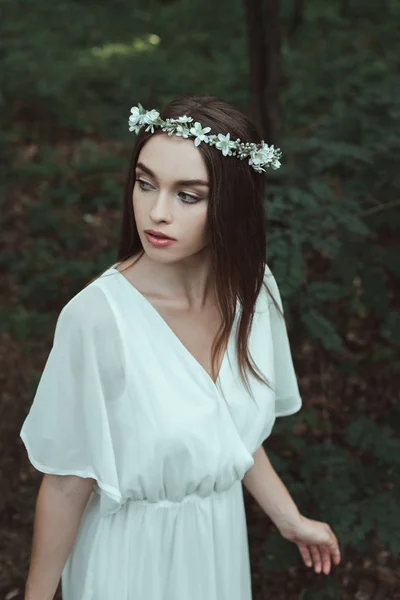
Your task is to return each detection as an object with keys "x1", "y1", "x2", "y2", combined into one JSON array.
[{"x1": 128, "y1": 103, "x2": 282, "y2": 173}]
